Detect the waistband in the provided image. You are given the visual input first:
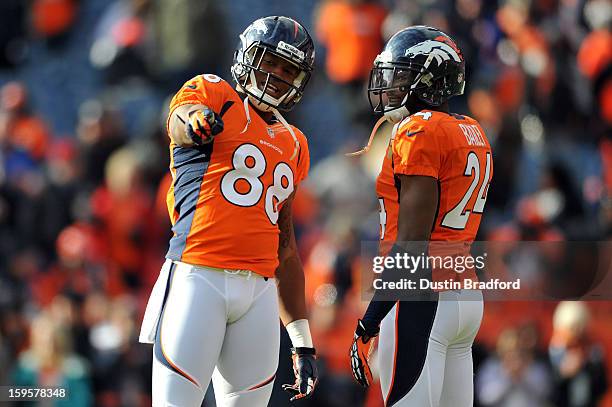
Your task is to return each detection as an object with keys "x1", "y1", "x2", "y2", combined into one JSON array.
[{"x1": 171, "y1": 260, "x2": 265, "y2": 279}]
